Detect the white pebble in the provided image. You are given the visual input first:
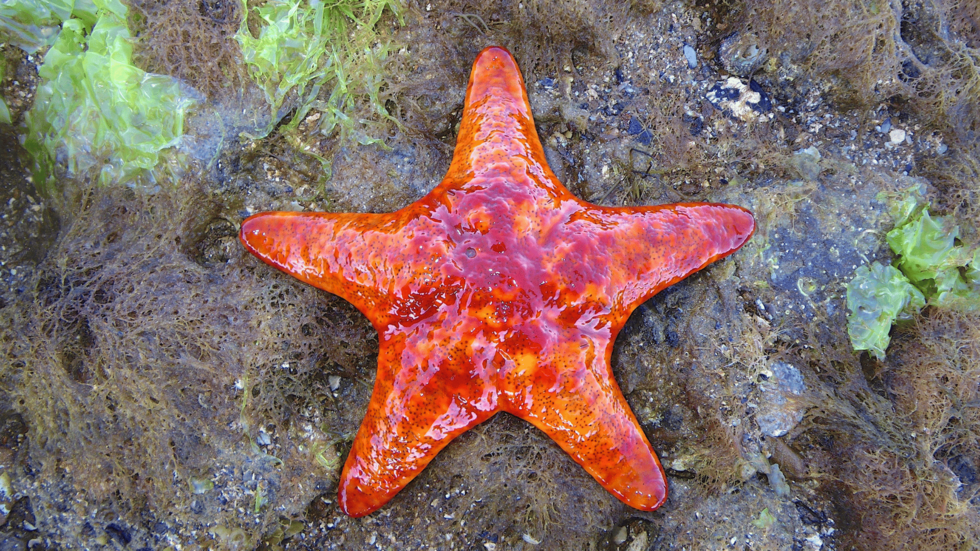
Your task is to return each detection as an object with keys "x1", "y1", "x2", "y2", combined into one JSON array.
[{"x1": 683, "y1": 45, "x2": 698, "y2": 68}]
